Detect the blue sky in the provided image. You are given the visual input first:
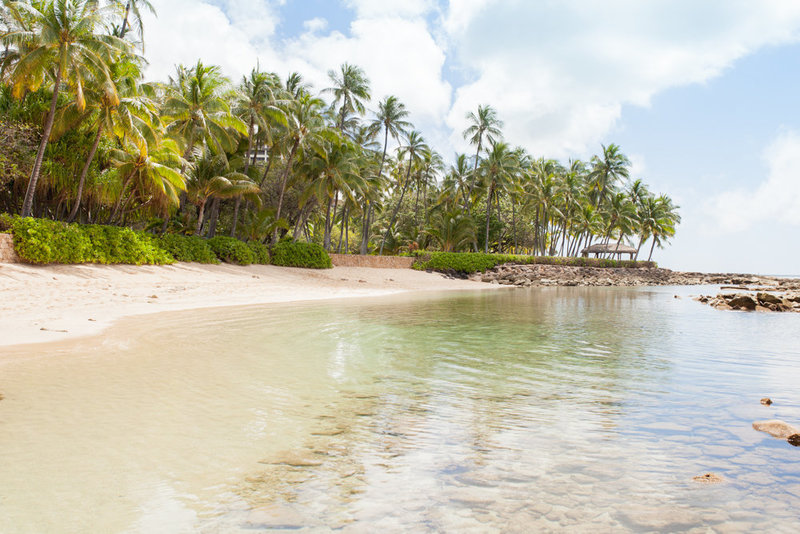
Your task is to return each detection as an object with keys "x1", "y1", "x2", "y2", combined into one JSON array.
[{"x1": 144, "y1": 1, "x2": 800, "y2": 273}]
